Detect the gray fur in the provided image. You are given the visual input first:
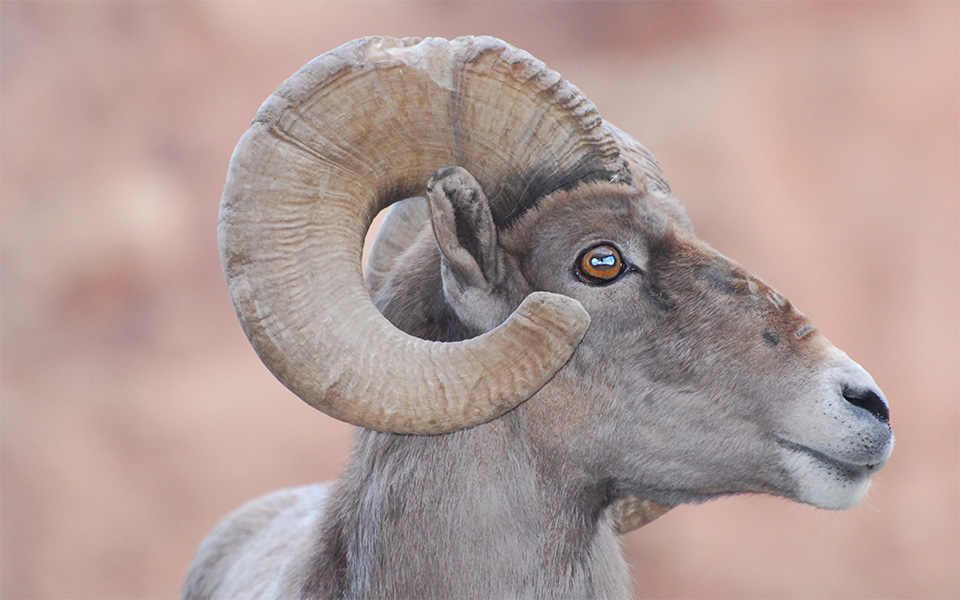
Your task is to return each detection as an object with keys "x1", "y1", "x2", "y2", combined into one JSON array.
[{"x1": 183, "y1": 175, "x2": 893, "y2": 599}]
